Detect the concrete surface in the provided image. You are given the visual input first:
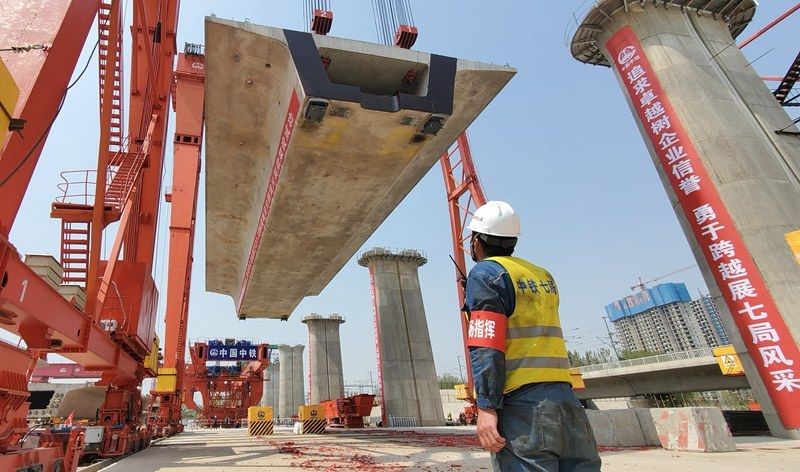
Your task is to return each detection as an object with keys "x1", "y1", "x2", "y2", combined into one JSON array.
[
  {"x1": 359, "y1": 249, "x2": 445, "y2": 427},
  {"x1": 576, "y1": 354, "x2": 750, "y2": 399},
  {"x1": 569, "y1": 1, "x2": 800, "y2": 439},
  {"x1": 278, "y1": 345, "x2": 305, "y2": 418},
  {"x1": 587, "y1": 409, "x2": 661, "y2": 448},
  {"x1": 650, "y1": 407, "x2": 736, "y2": 452},
  {"x1": 261, "y1": 361, "x2": 280, "y2": 409},
  {"x1": 302, "y1": 314, "x2": 345, "y2": 404},
  {"x1": 203, "y1": 18, "x2": 515, "y2": 319},
  {"x1": 27, "y1": 382, "x2": 93, "y2": 420},
  {"x1": 99, "y1": 428, "x2": 800, "y2": 471},
  {"x1": 601, "y1": 436, "x2": 800, "y2": 471}
]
